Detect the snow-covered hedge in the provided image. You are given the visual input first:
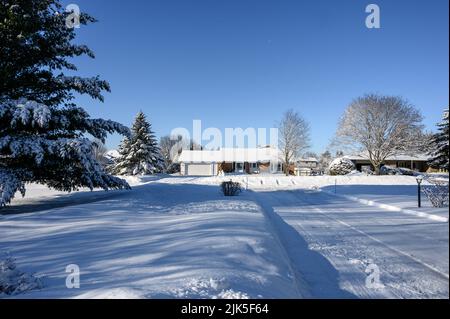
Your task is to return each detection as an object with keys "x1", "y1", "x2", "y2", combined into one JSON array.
[
  {"x1": 380, "y1": 166, "x2": 397, "y2": 175},
  {"x1": 380, "y1": 166, "x2": 418, "y2": 176},
  {"x1": 328, "y1": 157, "x2": 356, "y2": 175}
]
